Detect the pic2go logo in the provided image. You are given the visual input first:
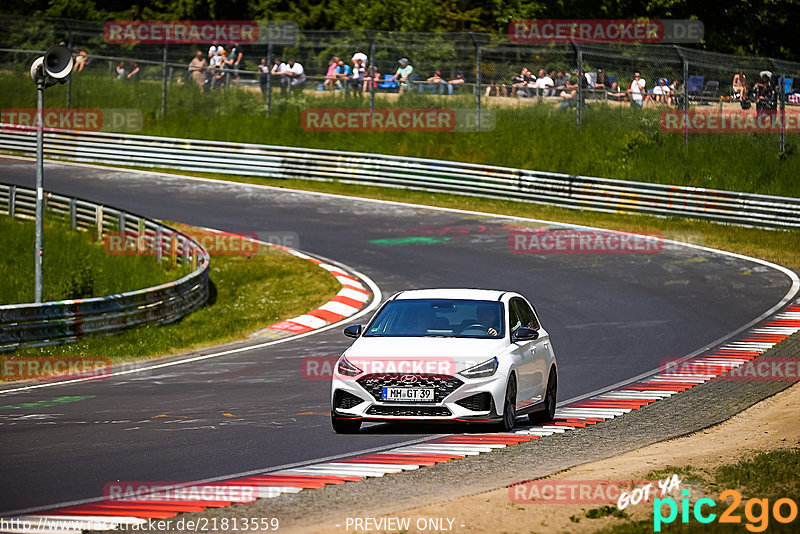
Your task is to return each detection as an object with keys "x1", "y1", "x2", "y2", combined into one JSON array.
[{"x1": 654, "y1": 489, "x2": 798, "y2": 532}]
